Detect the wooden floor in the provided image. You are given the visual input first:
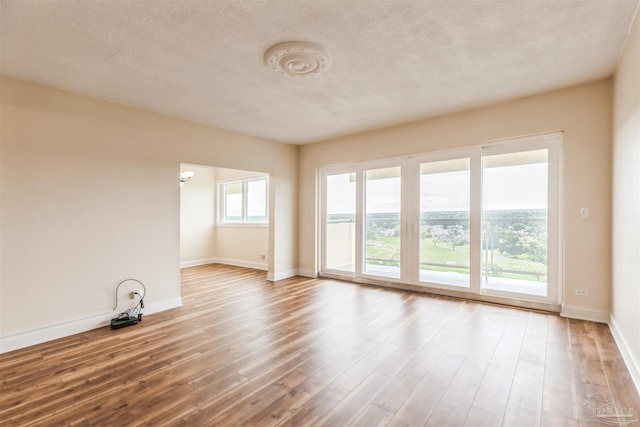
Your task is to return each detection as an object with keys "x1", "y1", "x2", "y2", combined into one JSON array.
[{"x1": 1, "y1": 264, "x2": 639, "y2": 427}]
